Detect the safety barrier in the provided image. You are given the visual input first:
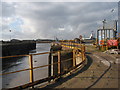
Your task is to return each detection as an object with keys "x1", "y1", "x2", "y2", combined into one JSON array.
[{"x1": 0, "y1": 42, "x2": 86, "y2": 89}]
